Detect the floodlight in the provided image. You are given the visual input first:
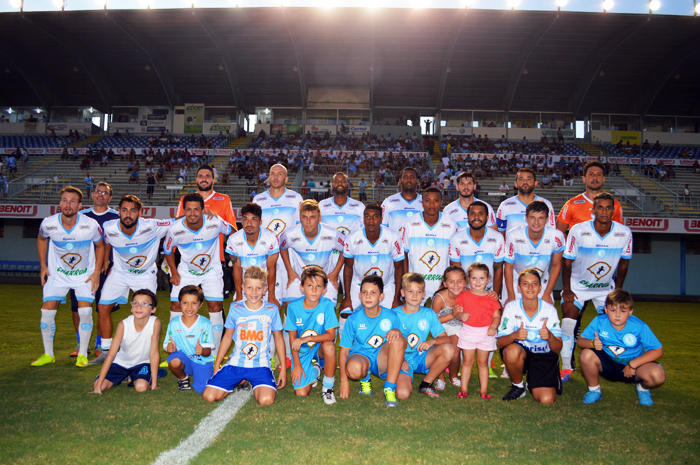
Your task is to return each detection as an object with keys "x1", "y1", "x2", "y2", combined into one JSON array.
[
  {"x1": 8, "y1": 108, "x2": 13, "y2": 114},
  {"x1": 508, "y1": 0, "x2": 520, "y2": 9},
  {"x1": 556, "y1": 0, "x2": 568, "y2": 7},
  {"x1": 649, "y1": 1, "x2": 660, "y2": 11},
  {"x1": 464, "y1": 0, "x2": 475, "y2": 7},
  {"x1": 602, "y1": 0, "x2": 613, "y2": 11},
  {"x1": 52, "y1": 0, "x2": 64, "y2": 9},
  {"x1": 696, "y1": 3, "x2": 700, "y2": 14},
  {"x1": 10, "y1": 0, "x2": 22, "y2": 9},
  {"x1": 36, "y1": 108, "x2": 41, "y2": 114}
]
